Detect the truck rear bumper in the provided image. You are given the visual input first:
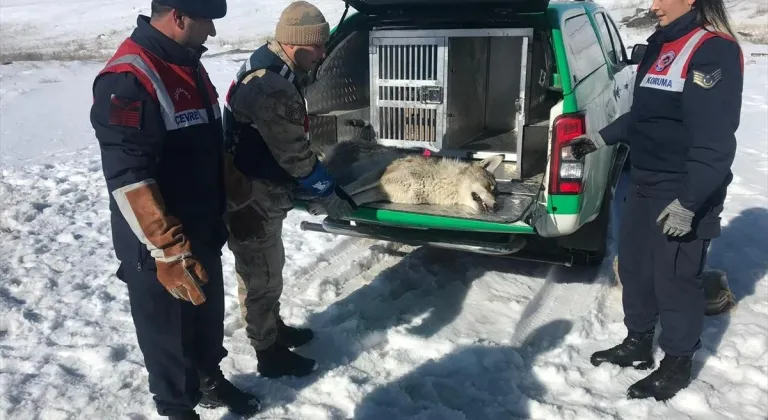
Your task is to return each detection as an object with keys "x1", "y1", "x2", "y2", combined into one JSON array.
[
  {"x1": 294, "y1": 201, "x2": 537, "y2": 234},
  {"x1": 300, "y1": 217, "x2": 527, "y2": 256}
]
